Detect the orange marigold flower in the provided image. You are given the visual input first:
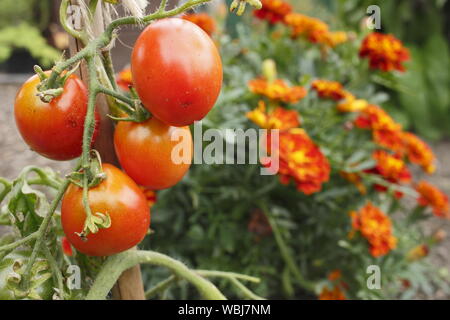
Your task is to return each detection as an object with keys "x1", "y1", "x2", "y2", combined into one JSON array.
[
  {"x1": 415, "y1": 181, "x2": 450, "y2": 218},
  {"x1": 355, "y1": 105, "x2": 401, "y2": 132},
  {"x1": 319, "y1": 285, "x2": 346, "y2": 300},
  {"x1": 311, "y1": 79, "x2": 347, "y2": 101},
  {"x1": 359, "y1": 32, "x2": 410, "y2": 72},
  {"x1": 373, "y1": 129, "x2": 405, "y2": 153},
  {"x1": 265, "y1": 128, "x2": 331, "y2": 195},
  {"x1": 320, "y1": 31, "x2": 349, "y2": 48},
  {"x1": 253, "y1": 0, "x2": 292, "y2": 24},
  {"x1": 337, "y1": 96, "x2": 369, "y2": 113},
  {"x1": 406, "y1": 244, "x2": 429, "y2": 261},
  {"x1": 371, "y1": 150, "x2": 412, "y2": 185},
  {"x1": 350, "y1": 202, "x2": 397, "y2": 257},
  {"x1": 139, "y1": 186, "x2": 157, "y2": 208},
  {"x1": 248, "y1": 78, "x2": 307, "y2": 104},
  {"x1": 285, "y1": 13, "x2": 348, "y2": 47},
  {"x1": 116, "y1": 67, "x2": 132, "y2": 91},
  {"x1": 284, "y1": 13, "x2": 328, "y2": 40},
  {"x1": 182, "y1": 13, "x2": 216, "y2": 36},
  {"x1": 246, "y1": 101, "x2": 300, "y2": 130},
  {"x1": 402, "y1": 132, "x2": 436, "y2": 174}
]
